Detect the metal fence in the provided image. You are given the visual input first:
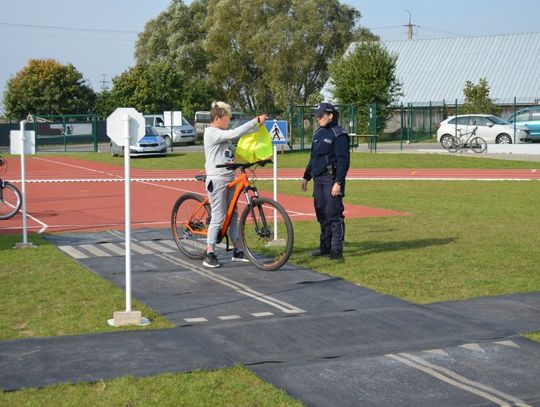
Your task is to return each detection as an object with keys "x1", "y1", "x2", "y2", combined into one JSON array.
[{"x1": 284, "y1": 98, "x2": 538, "y2": 151}]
